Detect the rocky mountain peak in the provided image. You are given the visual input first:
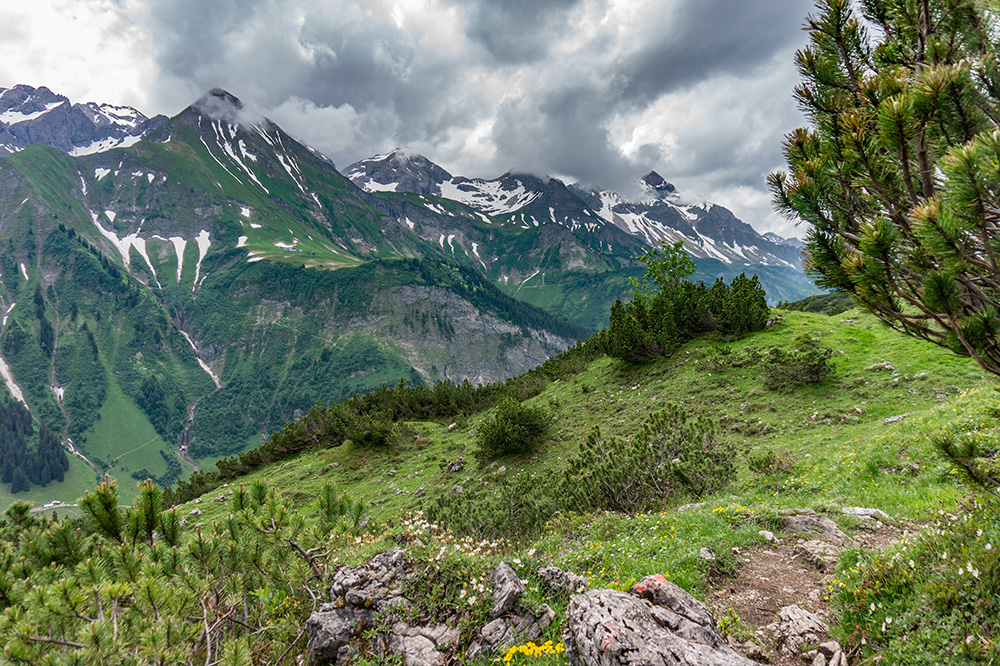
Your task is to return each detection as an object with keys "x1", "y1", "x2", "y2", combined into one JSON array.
[
  {"x1": 640, "y1": 171, "x2": 677, "y2": 200},
  {"x1": 192, "y1": 88, "x2": 248, "y2": 123},
  {"x1": 344, "y1": 149, "x2": 453, "y2": 194},
  {"x1": 0, "y1": 83, "x2": 165, "y2": 156}
]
